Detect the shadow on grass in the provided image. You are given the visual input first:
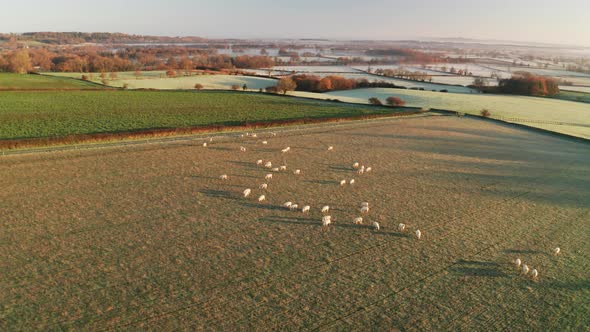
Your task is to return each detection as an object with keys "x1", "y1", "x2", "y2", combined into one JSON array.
[
  {"x1": 503, "y1": 249, "x2": 546, "y2": 255},
  {"x1": 543, "y1": 280, "x2": 590, "y2": 290},
  {"x1": 305, "y1": 180, "x2": 339, "y2": 186},
  {"x1": 199, "y1": 189, "x2": 235, "y2": 199},
  {"x1": 451, "y1": 259, "x2": 507, "y2": 278}
]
